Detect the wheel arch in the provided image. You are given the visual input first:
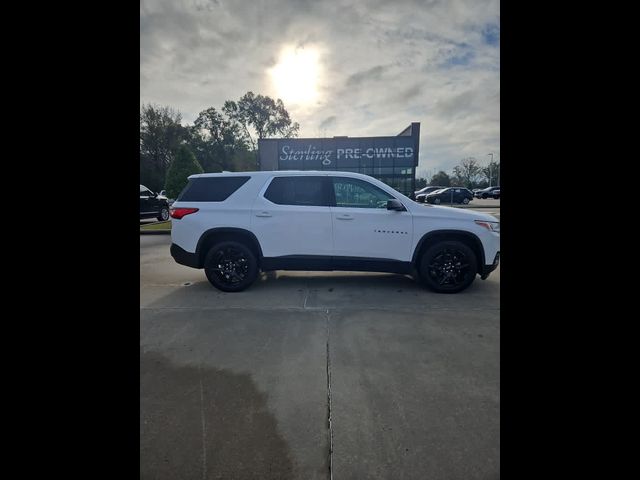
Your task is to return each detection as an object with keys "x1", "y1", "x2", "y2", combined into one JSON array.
[
  {"x1": 412, "y1": 230, "x2": 485, "y2": 272},
  {"x1": 196, "y1": 228, "x2": 263, "y2": 268}
]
